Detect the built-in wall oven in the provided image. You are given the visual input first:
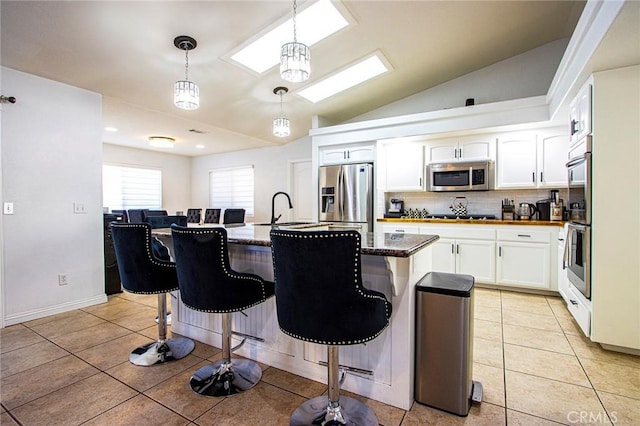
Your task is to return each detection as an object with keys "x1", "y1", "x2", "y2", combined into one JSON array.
[
  {"x1": 565, "y1": 223, "x2": 591, "y2": 299},
  {"x1": 564, "y1": 136, "x2": 592, "y2": 299}
]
